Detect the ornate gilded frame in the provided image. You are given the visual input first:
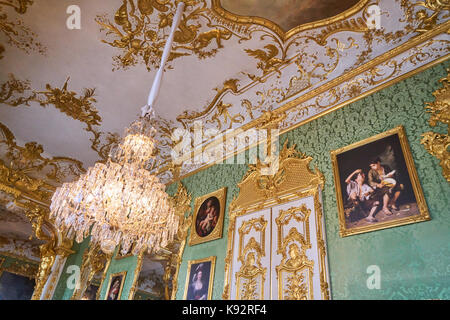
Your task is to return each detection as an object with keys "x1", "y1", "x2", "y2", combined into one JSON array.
[
  {"x1": 331, "y1": 125, "x2": 431, "y2": 237},
  {"x1": 189, "y1": 187, "x2": 227, "y2": 246},
  {"x1": 183, "y1": 256, "x2": 216, "y2": 300},
  {"x1": 104, "y1": 271, "x2": 127, "y2": 300},
  {"x1": 222, "y1": 141, "x2": 330, "y2": 300},
  {"x1": 211, "y1": 0, "x2": 370, "y2": 42}
]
